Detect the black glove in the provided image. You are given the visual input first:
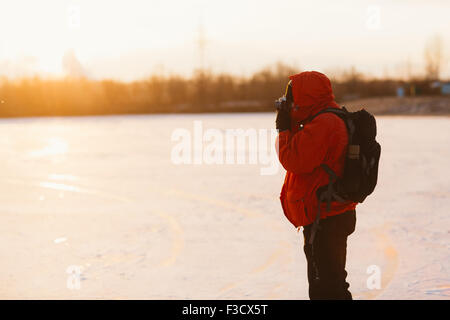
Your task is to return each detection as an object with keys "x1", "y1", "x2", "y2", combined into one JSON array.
[{"x1": 276, "y1": 108, "x2": 291, "y2": 132}]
